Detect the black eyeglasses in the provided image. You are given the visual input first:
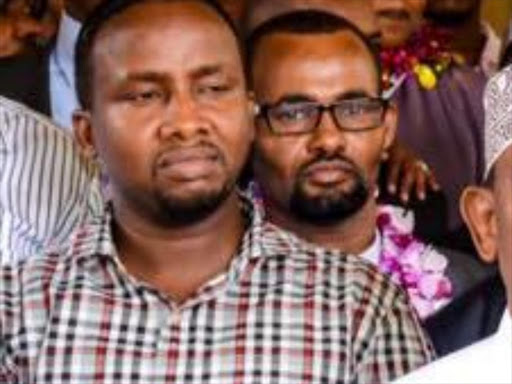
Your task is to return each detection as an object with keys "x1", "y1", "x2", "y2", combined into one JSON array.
[{"x1": 257, "y1": 97, "x2": 389, "y2": 135}]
